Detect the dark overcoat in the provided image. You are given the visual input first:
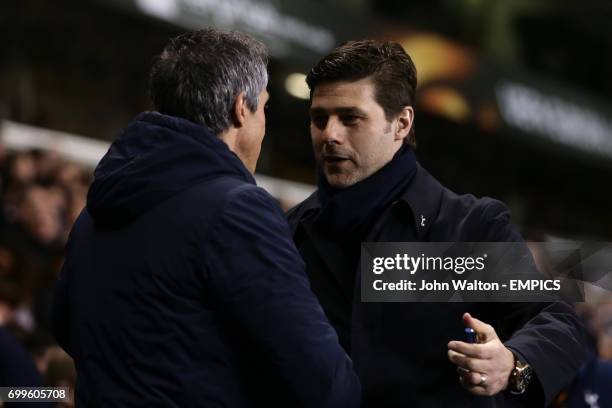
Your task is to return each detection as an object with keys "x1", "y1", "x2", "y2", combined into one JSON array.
[{"x1": 287, "y1": 164, "x2": 587, "y2": 407}]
